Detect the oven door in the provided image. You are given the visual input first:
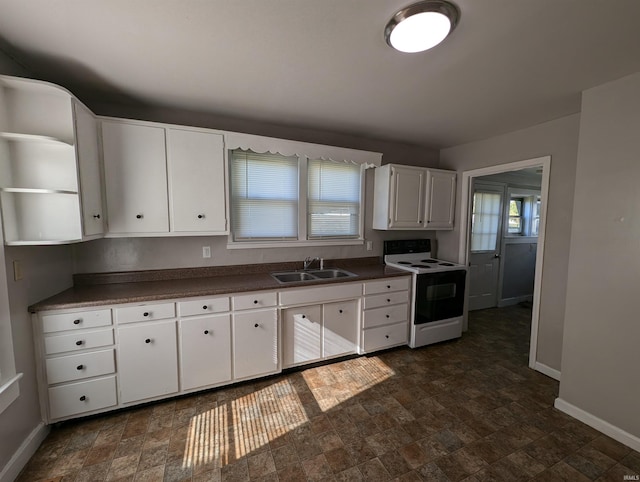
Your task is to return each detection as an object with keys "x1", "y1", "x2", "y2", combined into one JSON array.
[{"x1": 414, "y1": 270, "x2": 466, "y2": 324}]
